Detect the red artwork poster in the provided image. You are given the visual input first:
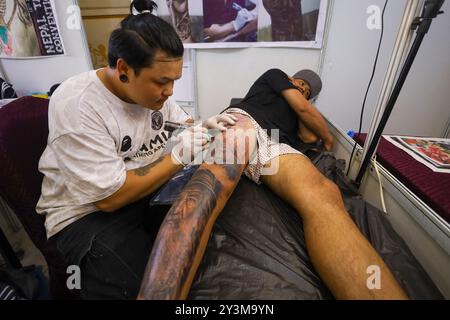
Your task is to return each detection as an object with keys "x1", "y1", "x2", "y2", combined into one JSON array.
[{"x1": 384, "y1": 135, "x2": 450, "y2": 173}]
